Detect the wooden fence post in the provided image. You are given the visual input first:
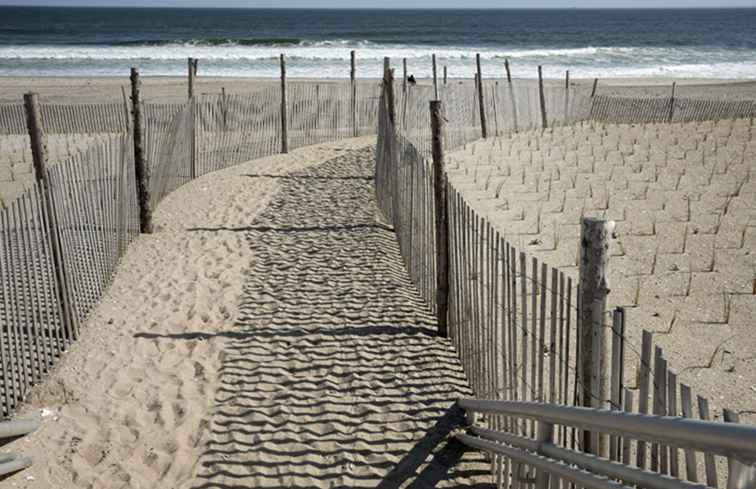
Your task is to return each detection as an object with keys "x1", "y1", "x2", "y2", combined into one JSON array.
[
  {"x1": 504, "y1": 58, "x2": 512, "y2": 83},
  {"x1": 280, "y1": 53, "x2": 288, "y2": 154},
  {"x1": 668, "y1": 81, "x2": 676, "y2": 123},
  {"x1": 591, "y1": 78, "x2": 599, "y2": 97},
  {"x1": 578, "y1": 217, "x2": 613, "y2": 456},
  {"x1": 430, "y1": 100, "x2": 448, "y2": 338},
  {"x1": 350, "y1": 50, "x2": 357, "y2": 137},
  {"x1": 476, "y1": 53, "x2": 487, "y2": 139},
  {"x1": 564, "y1": 70, "x2": 571, "y2": 121},
  {"x1": 383, "y1": 57, "x2": 395, "y2": 126},
  {"x1": 188, "y1": 57, "x2": 197, "y2": 179},
  {"x1": 23, "y1": 92, "x2": 76, "y2": 340},
  {"x1": 402, "y1": 57, "x2": 407, "y2": 93},
  {"x1": 432, "y1": 54, "x2": 439, "y2": 100},
  {"x1": 538, "y1": 65, "x2": 548, "y2": 129},
  {"x1": 130, "y1": 68, "x2": 153, "y2": 234},
  {"x1": 443, "y1": 65, "x2": 447, "y2": 85}
]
